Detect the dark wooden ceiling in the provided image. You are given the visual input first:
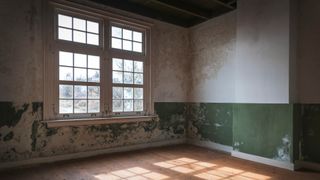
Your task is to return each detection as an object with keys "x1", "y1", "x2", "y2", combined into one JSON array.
[{"x1": 89, "y1": 0, "x2": 237, "y2": 27}]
